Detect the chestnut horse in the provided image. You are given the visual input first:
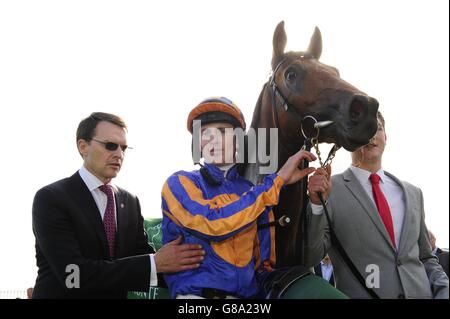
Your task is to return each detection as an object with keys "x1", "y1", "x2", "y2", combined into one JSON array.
[{"x1": 244, "y1": 22, "x2": 379, "y2": 267}]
